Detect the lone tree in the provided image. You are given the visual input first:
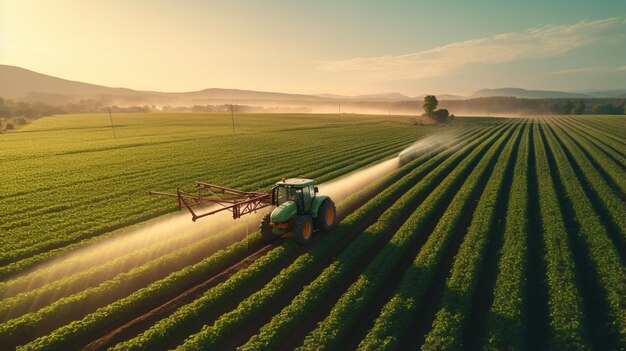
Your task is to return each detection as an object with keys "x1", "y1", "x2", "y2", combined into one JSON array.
[
  {"x1": 422, "y1": 95, "x2": 452, "y2": 123},
  {"x1": 423, "y1": 95, "x2": 438, "y2": 116}
]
